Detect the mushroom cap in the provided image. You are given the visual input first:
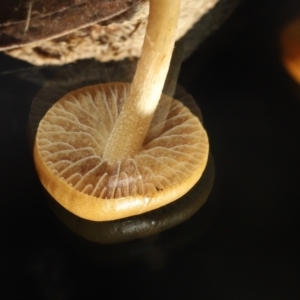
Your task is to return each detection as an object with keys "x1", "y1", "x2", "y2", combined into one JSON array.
[
  {"x1": 33, "y1": 82, "x2": 209, "y2": 221},
  {"x1": 1, "y1": 0, "x2": 242, "y2": 65},
  {"x1": 280, "y1": 14, "x2": 300, "y2": 84}
]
